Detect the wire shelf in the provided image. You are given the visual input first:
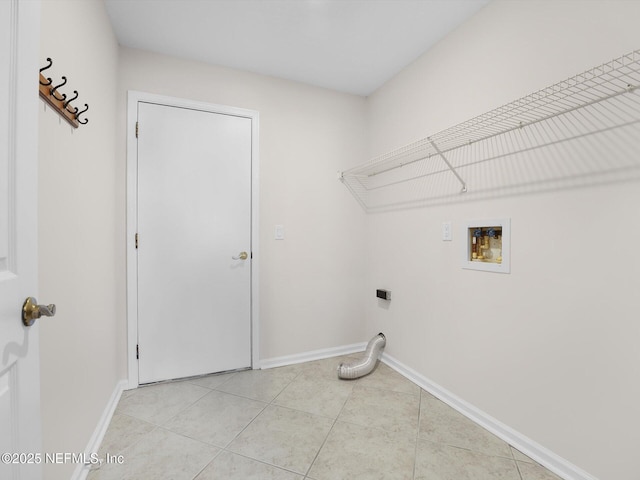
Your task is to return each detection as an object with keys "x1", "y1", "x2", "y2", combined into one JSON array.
[{"x1": 340, "y1": 50, "x2": 640, "y2": 212}]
